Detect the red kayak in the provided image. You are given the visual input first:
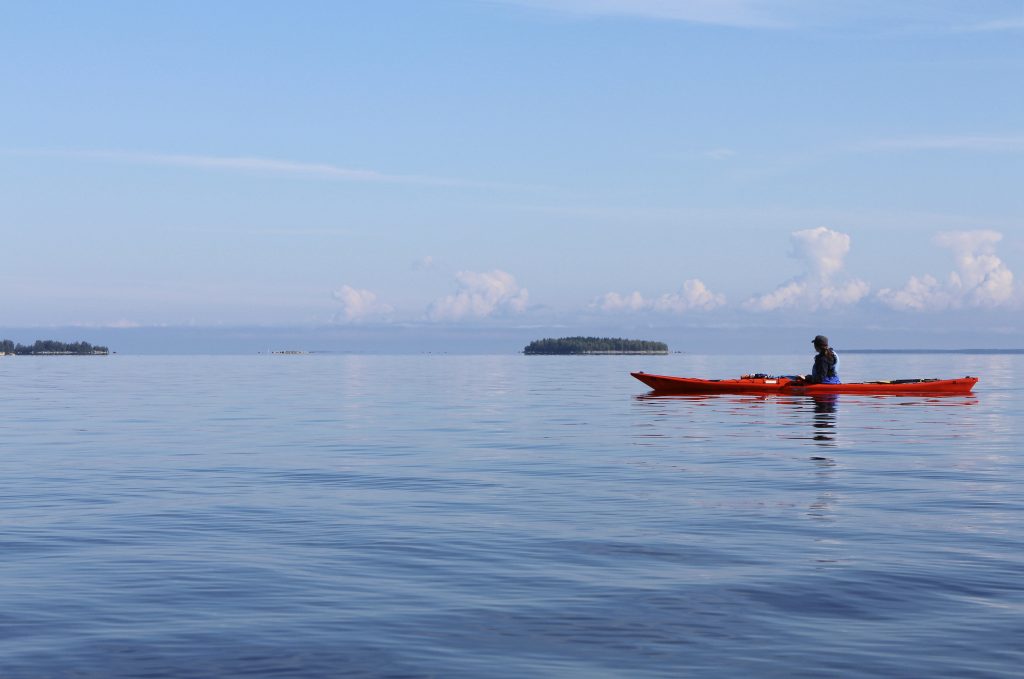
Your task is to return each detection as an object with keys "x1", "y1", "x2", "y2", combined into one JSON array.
[{"x1": 631, "y1": 372, "x2": 979, "y2": 395}]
